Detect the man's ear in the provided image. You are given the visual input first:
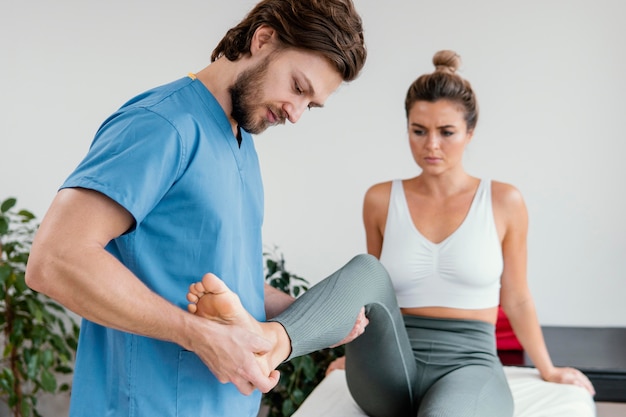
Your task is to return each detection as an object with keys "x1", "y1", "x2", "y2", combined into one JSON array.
[{"x1": 250, "y1": 25, "x2": 277, "y2": 55}]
